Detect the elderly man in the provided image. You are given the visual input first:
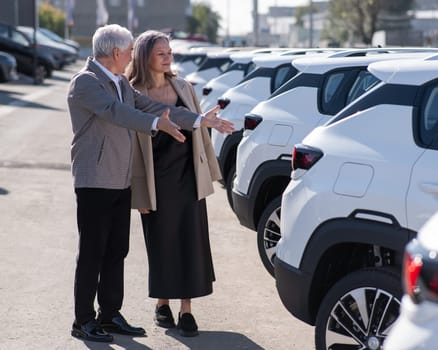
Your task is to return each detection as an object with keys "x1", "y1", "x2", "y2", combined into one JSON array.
[{"x1": 68, "y1": 24, "x2": 233, "y2": 343}]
